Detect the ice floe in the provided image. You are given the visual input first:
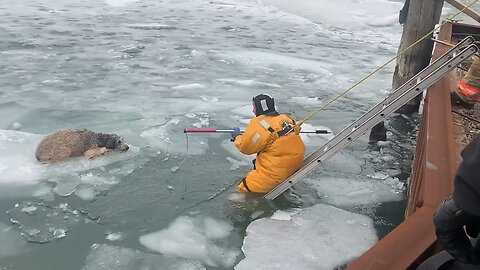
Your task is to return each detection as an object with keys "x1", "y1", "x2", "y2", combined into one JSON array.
[
  {"x1": 139, "y1": 216, "x2": 239, "y2": 268},
  {"x1": 83, "y1": 243, "x2": 206, "y2": 270},
  {"x1": 236, "y1": 204, "x2": 377, "y2": 270}
]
